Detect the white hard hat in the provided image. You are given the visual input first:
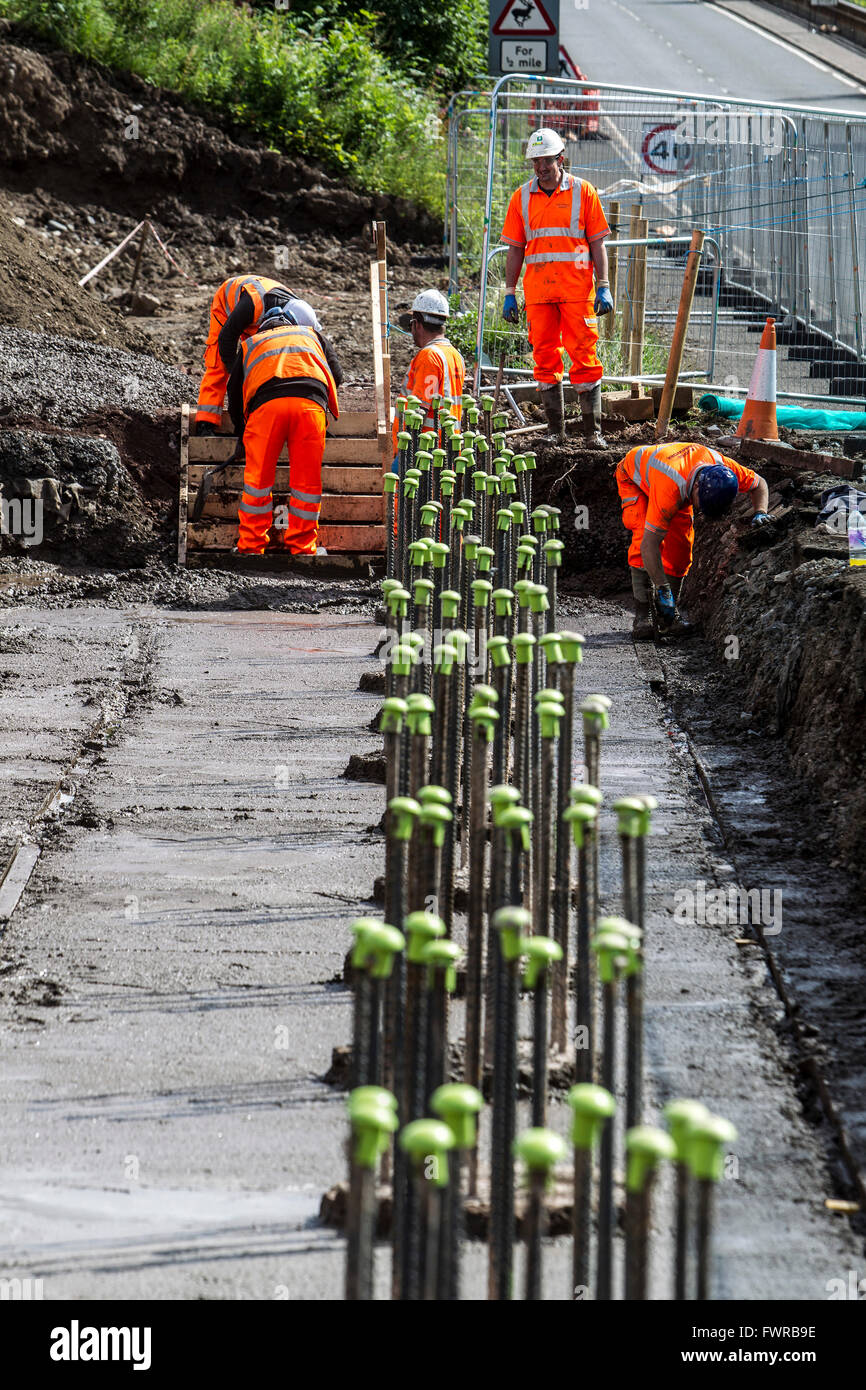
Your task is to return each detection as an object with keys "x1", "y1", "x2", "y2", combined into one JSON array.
[
  {"x1": 286, "y1": 297, "x2": 322, "y2": 332},
  {"x1": 411, "y1": 289, "x2": 449, "y2": 323},
  {"x1": 526, "y1": 127, "x2": 565, "y2": 160}
]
